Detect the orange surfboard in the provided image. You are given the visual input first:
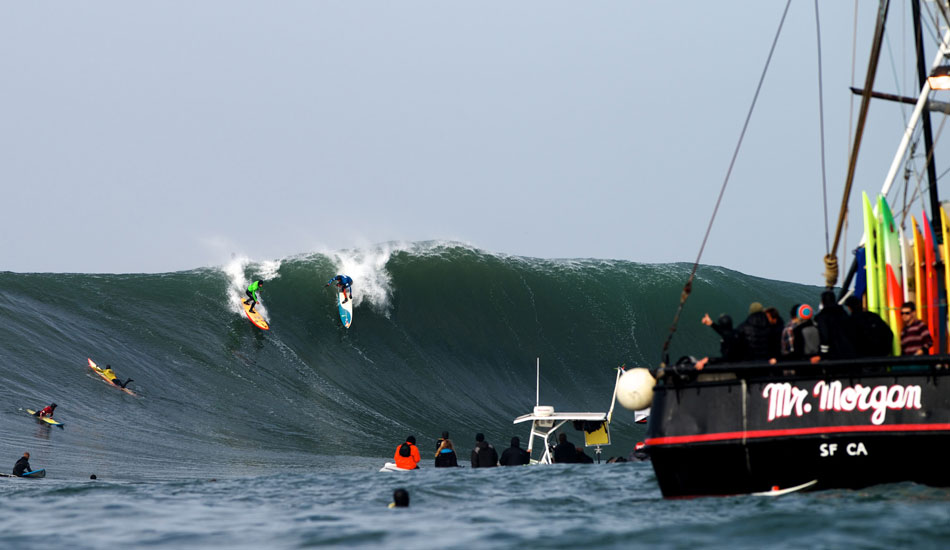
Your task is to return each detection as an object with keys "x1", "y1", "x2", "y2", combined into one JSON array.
[{"x1": 242, "y1": 299, "x2": 269, "y2": 330}]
